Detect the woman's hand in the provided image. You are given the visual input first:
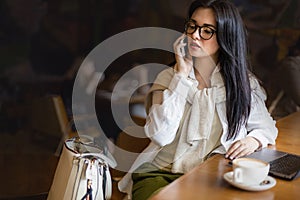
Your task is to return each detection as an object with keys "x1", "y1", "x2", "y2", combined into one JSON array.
[
  {"x1": 225, "y1": 137, "x2": 261, "y2": 160},
  {"x1": 173, "y1": 35, "x2": 193, "y2": 77}
]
